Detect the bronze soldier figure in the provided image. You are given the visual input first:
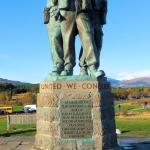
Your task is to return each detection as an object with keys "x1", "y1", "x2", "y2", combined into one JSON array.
[
  {"x1": 44, "y1": 0, "x2": 64, "y2": 75},
  {"x1": 59, "y1": 0, "x2": 102, "y2": 77},
  {"x1": 79, "y1": 0, "x2": 107, "y2": 76},
  {"x1": 45, "y1": 0, "x2": 107, "y2": 77}
]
